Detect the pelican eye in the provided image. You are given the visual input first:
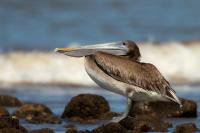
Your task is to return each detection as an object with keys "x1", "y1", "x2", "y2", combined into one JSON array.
[{"x1": 123, "y1": 42, "x2": 126, "y2": 45}]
